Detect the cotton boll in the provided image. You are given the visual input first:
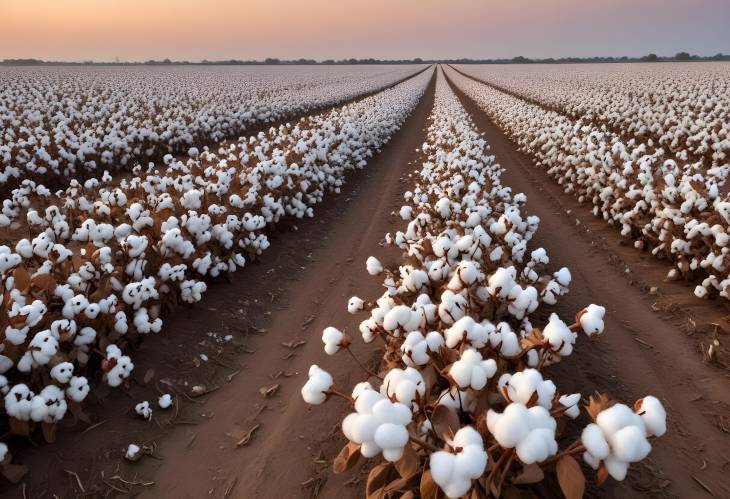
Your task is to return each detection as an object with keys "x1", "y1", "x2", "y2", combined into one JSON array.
[
  {"x1": 322, "y1": 326, "x2": 345, "y2": 355},
  {"x1": 158, "y1": 394, "x2": 173, "y2": 409},
  {"x1": 125, "y1": 443, "x2": 142, "y2": 461},
  {"x1": 301, "y1": 365, "x2": 333, "y2": 405},
  {"x1": 66, "y1": 376, "x2": 90, "y2": 402},
  {"x1": 50, "y1": 362, "x2": 74, "y2": 384},
  {"x1": 135, "y1": 401, "x2": 153, "y2": 420},
  {"x1": 559, "y1": 393, "x2": 581, "y2": 419},
  {"x1": 347, "y1": 296, "x2": 364, "y2": 314},
  {"x1": 634, "y1": 396, "x2": 666, "y2": 437},
  {"x1": 542, "y1": 313, "x2": 577, "y2": 356},
  {"x1": 381, "y1": 367, "x2": 425, "y2": 407},
  {"x1": 430, "y1": 426, "x2": 488, "y2": 498},
  {"x1": 487, "y1": 402, "x2": 557, "y2": 464},
  {"x1": 579, "y1": 304, "x2": 606, "y2": 336},
  {"x1": 448, "y1": 349, "x2": 497, "y2": 390},
  {"x1": 366, "y1": 256, "x2": 383, "y2": 275},
  {"x1": 400, "y1": 331, "x2": 429, "y2": 366},
  {"x1": 499, "y1": 369, "x2": 556, "y2": 409}
]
